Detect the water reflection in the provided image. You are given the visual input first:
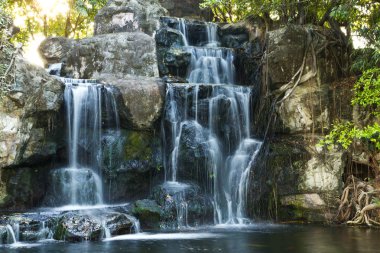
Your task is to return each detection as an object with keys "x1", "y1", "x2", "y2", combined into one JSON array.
[{"x1": 1, "y1": 225, "x2": 379, "y2": 253}]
